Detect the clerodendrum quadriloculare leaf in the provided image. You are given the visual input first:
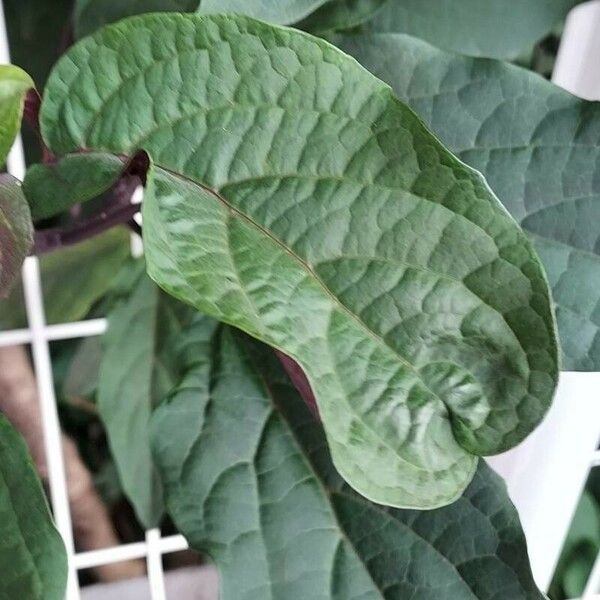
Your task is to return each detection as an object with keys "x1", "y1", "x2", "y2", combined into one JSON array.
[
  {"x1": 40, "y1": 14, "x2": 558, "y2": 509},
  {"x1": 335, "y1": 33, "x2": 600, "y2": 372},
  {"x1": 152, "y1": 315, "x2": 545, "y2": 599},
  {"x1": 0, "y1": 415, "x2": 67, "y2": 600}
]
